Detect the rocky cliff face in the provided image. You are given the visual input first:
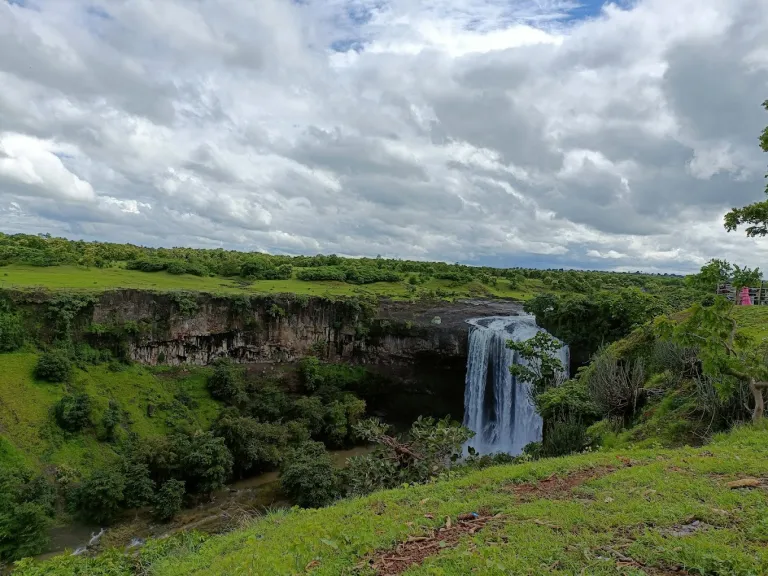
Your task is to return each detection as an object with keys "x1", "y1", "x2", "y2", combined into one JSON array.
[
  {"x1": 4, "y1": 288, "x2": 523, "y2": 368},
  {"x1": 116, "y1": 294, "x2": 524, "y2": 367}
]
